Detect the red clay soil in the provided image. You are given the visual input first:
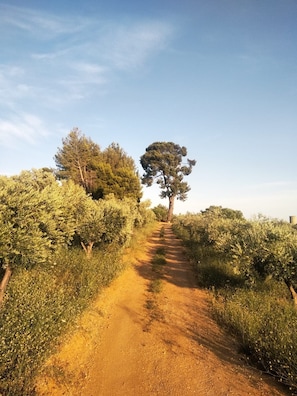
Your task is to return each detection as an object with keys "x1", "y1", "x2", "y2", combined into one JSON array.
[{"x1": 36, "y1": 223, "x2": 290, "y2": 396}]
